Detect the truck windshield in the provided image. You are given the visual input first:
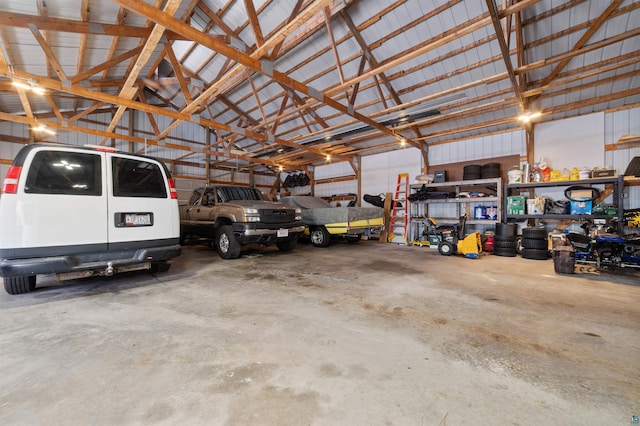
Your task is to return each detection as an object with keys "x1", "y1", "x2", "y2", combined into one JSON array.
[{"x1": 217, "y1": 186, "x2": 267, "y2": 202}]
